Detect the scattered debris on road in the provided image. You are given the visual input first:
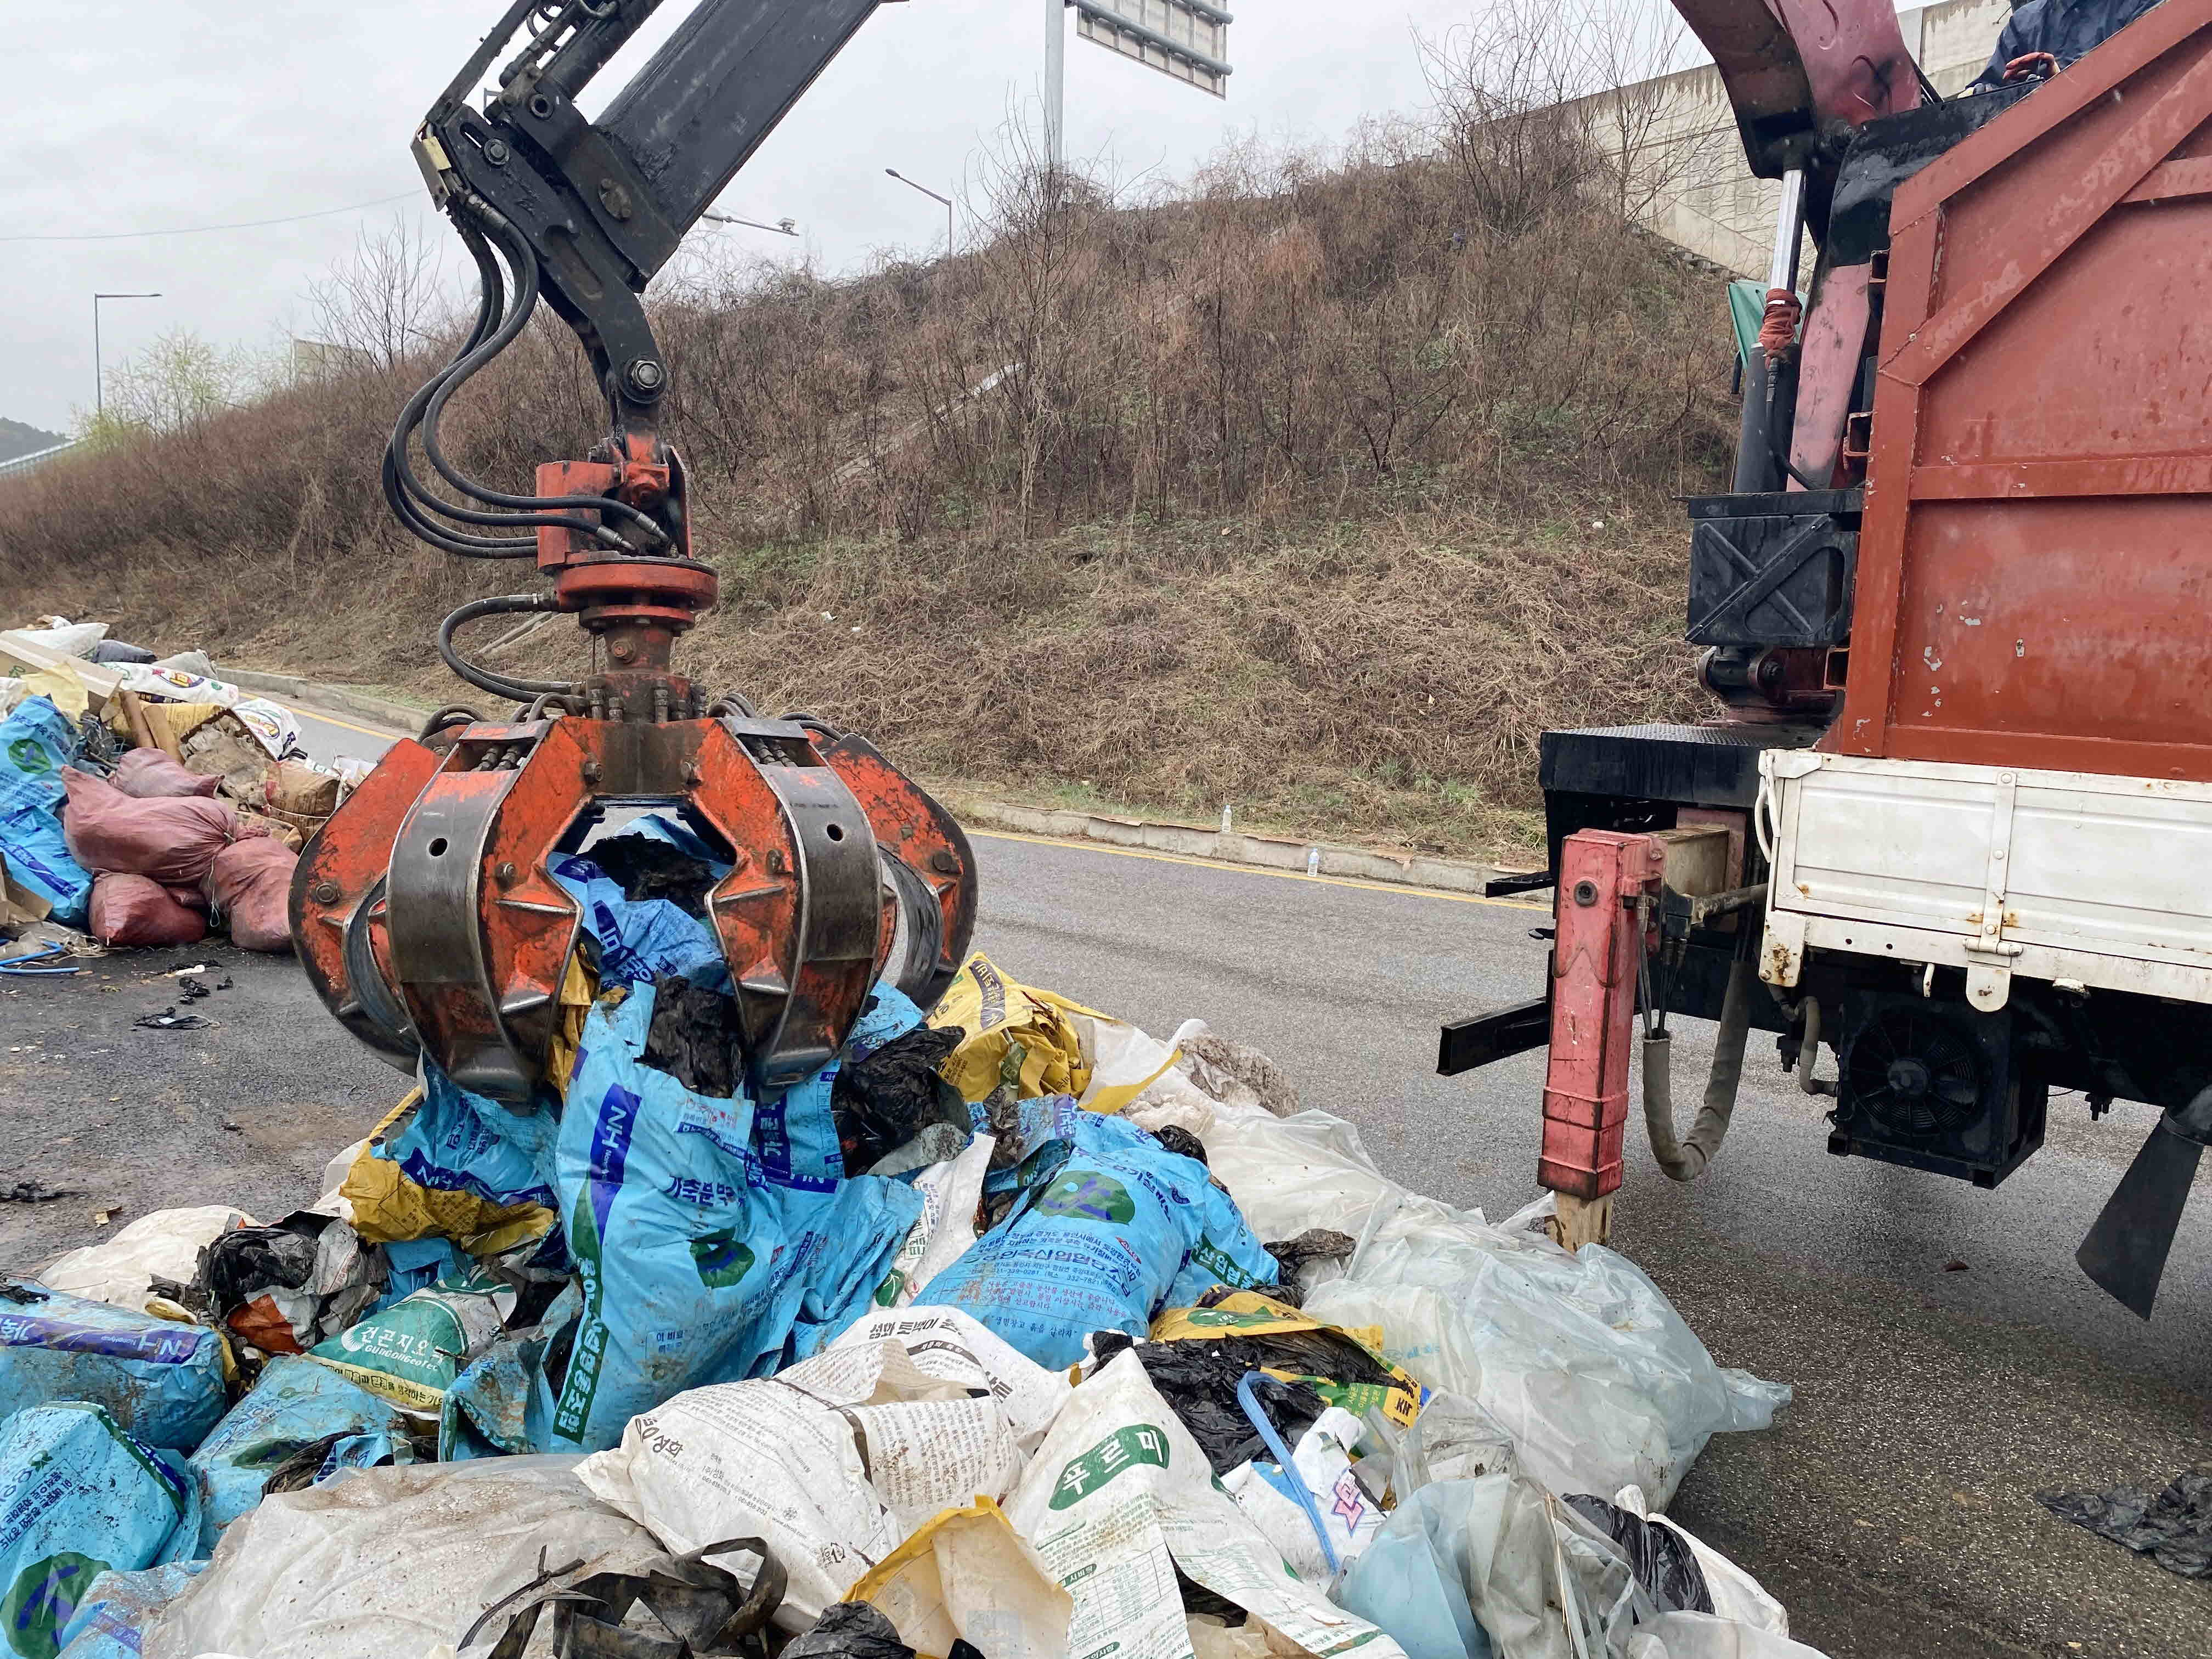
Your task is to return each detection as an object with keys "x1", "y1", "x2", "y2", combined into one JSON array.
[
  {"x1": 2040, "y1": 1471, "x2": 2212, "y2": 1581},
  {"x1": 0, "y1": 907, "x2": 1827, "y2": 1658}
]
